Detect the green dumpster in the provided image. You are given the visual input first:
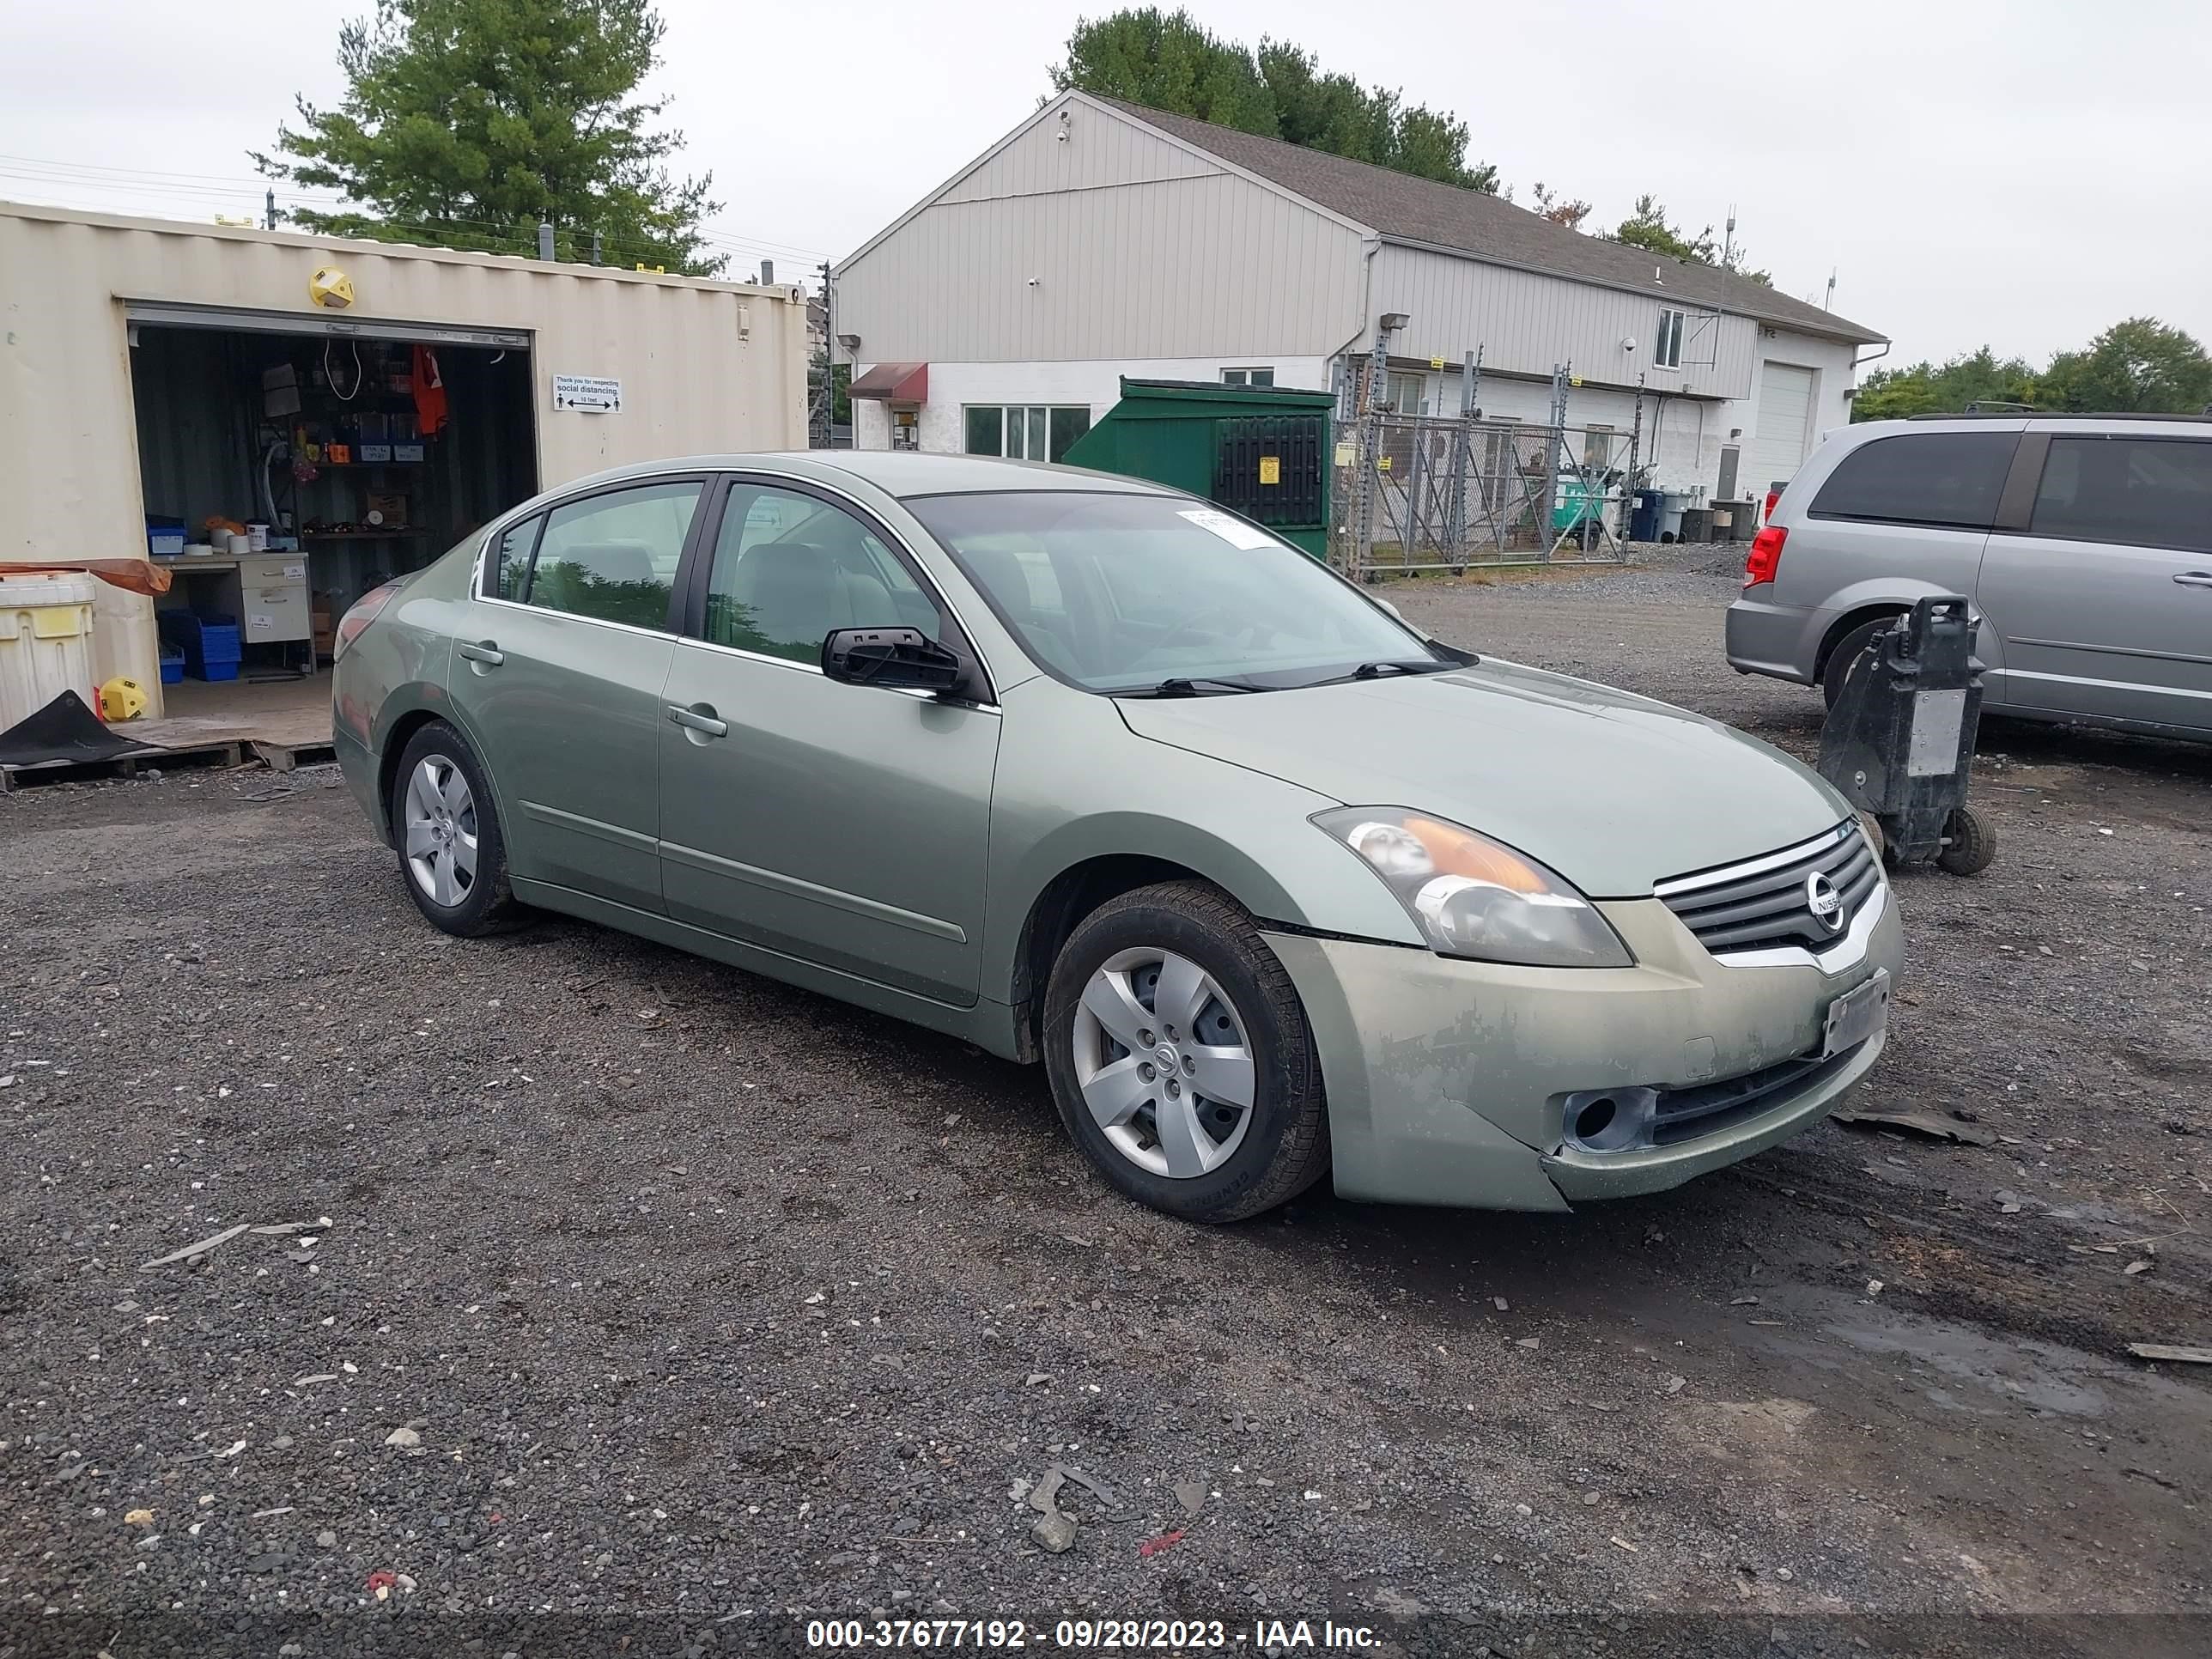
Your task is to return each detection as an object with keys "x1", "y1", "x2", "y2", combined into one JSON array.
[{"x1": 1060, "y1": 378, "x2": 1334, "y2": 559}]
